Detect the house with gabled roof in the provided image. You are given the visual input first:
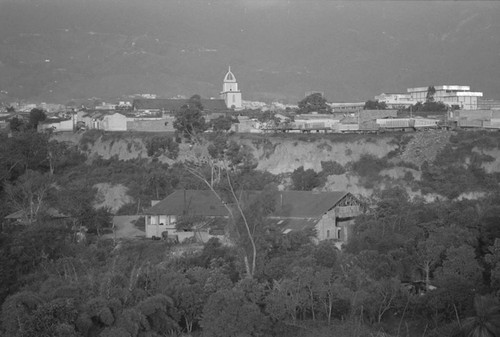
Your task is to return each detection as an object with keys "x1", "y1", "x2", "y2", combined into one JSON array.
[
  {"x1": 143, "y1": 189, "x2": 362, "y2": 246},
  {"x1": 267, "y1": 191, "x2": 361, "y2": 244},
  {"x1": 143, "y1": 189, "x2": 229, "y2": 241}
]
